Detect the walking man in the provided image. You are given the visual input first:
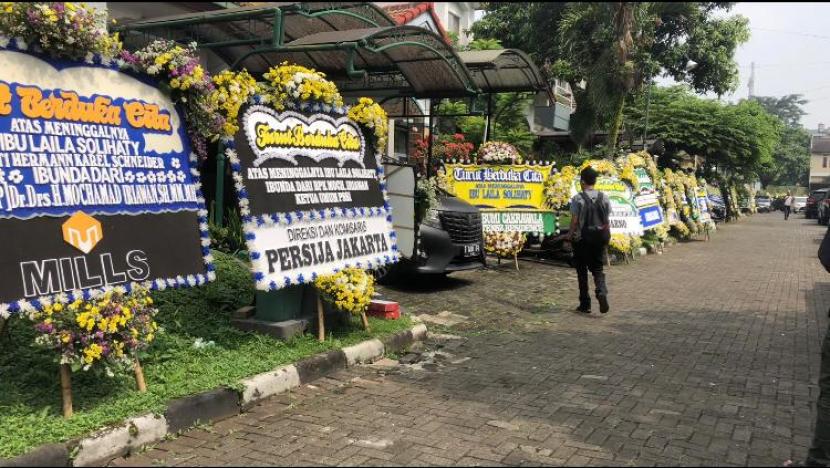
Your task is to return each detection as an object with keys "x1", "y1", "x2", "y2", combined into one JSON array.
[
  {"x1": 785, "y1": 192, "x2": 794, "y2": 220},
  {"x1": 568, "y1": 167, "x2": 611, "y2": 314}
]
